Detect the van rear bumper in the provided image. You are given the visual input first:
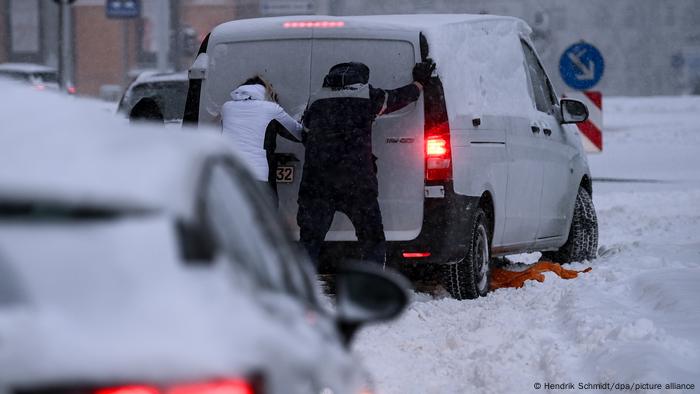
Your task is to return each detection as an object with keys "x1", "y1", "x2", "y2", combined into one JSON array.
[
  {"x1": 317, "y1": 182, "x2": 480, "y2": 269},
  {"x1": 387, "y1": 182, "x2": 480, "y2": 265}
]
